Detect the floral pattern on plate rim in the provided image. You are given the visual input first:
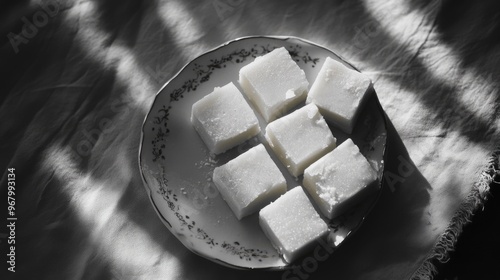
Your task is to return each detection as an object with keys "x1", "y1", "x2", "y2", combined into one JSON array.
[
  {"x1": 147, "y1": 42, "x2": 321, "y2": 263},
  {"x1": 150, "y1": 43, "x2": 319, "y2": 162}
]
